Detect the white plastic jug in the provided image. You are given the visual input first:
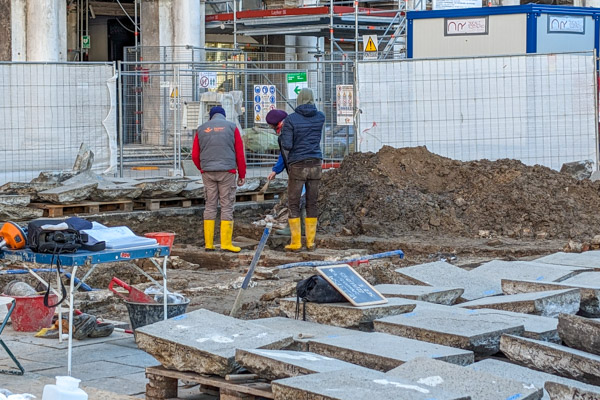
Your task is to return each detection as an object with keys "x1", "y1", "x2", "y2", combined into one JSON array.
[{"x1": 42, "y1": 376, "x2": 88, "y2": 400}]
